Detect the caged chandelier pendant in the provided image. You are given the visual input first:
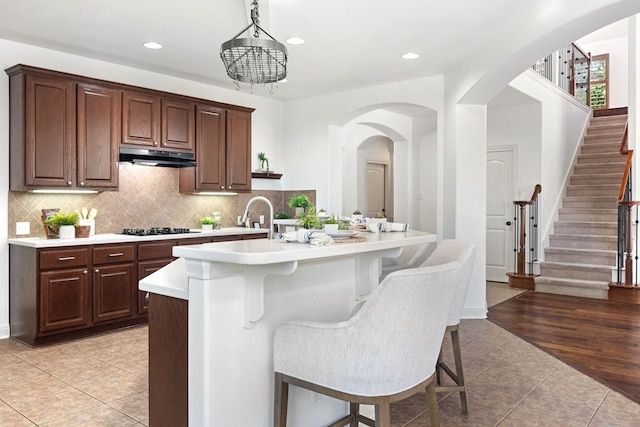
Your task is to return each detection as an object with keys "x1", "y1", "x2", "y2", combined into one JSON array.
[{"x1": 220, "y1": 0, "x2": 287, "y2": 88}]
